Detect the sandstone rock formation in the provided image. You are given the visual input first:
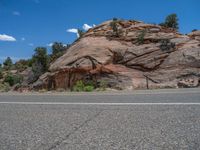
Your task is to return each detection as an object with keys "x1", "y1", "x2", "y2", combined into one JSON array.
[{"x1": 33, "y1": 20, "x2": 200, "y2": 90}]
